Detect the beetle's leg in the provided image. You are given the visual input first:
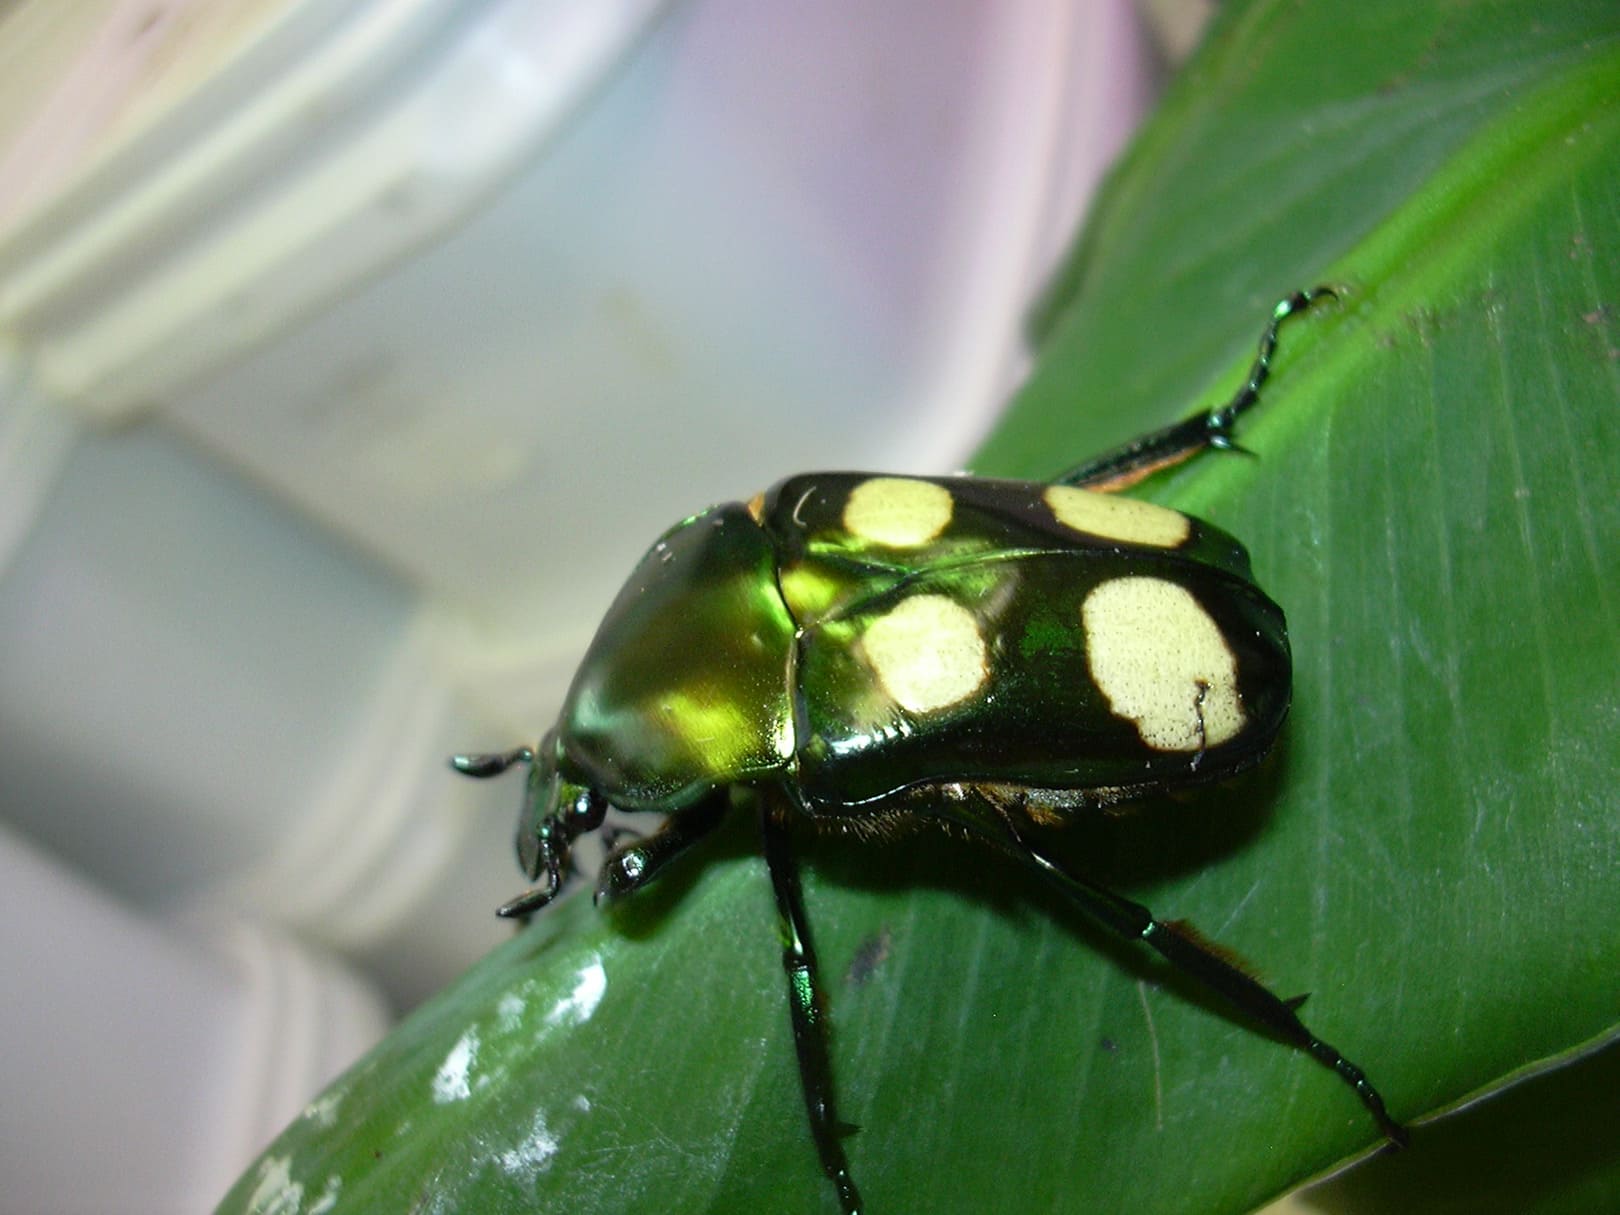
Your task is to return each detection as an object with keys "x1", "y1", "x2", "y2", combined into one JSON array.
[
  {"x1": 495, "y1": 814, "x2": 576, "y2": 919},
  {"x1": 496, "y1": 830, "x2": 569, "y2": 918},
  {"x1": 497, "y1": 784, "x2": 609, "y2": 920},
  {"x1": 1055, "y1": 287, "x2": 1338, "y2": 490},
  {"x1": 760, "y1": 801, "x2": 864, "y2": 1215},
  {"x1": 594, "y1": 795, "x2": 728, "y2": 903},
  {"x1": 1006, "y1": 827, "x2": 1407, "y2": 1147}
]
